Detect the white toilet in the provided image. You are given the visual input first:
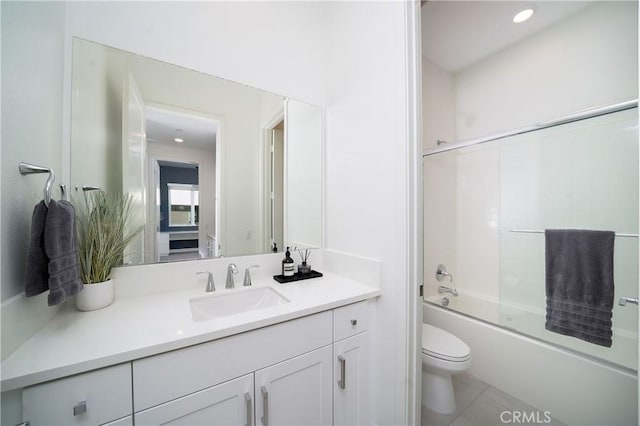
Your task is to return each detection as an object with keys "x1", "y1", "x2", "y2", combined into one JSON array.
[{"x1": 421, "y1": 323, "x2": 472, "y2": 414}]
